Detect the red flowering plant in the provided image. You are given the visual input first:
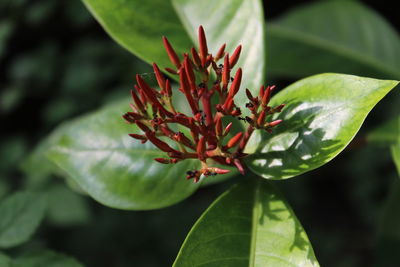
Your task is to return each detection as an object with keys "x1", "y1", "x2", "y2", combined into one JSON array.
[
  {"x1": 123, "y1": 26, "x2": 284, "y2": 183},
  {"x1": 39, "y1": 0, "x2": 399, "y2": 265}
]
